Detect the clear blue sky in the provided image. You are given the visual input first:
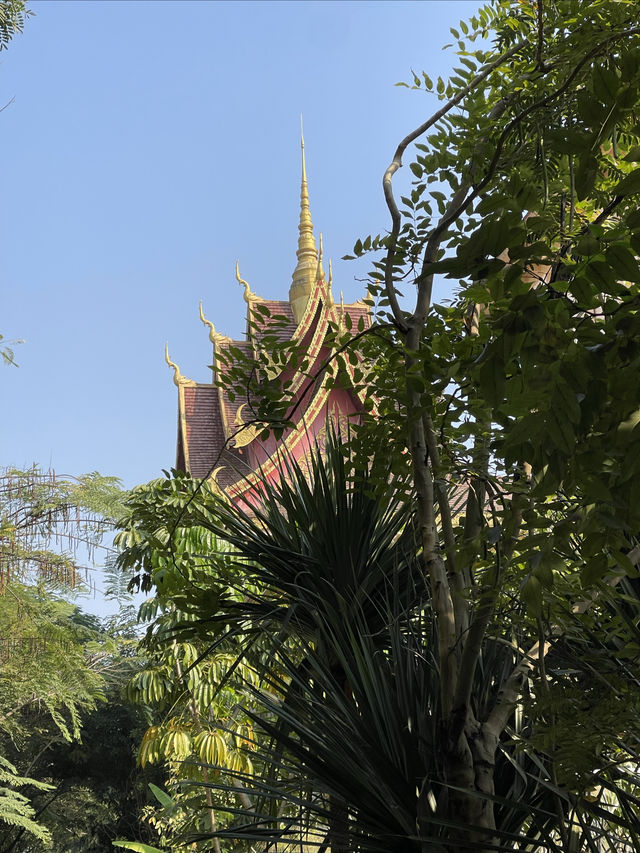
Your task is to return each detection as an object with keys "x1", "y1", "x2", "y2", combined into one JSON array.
[
  {"x1": 1, "y1": 0, "x2": 480, "y2": 493},
  {"x1": 2, "y1": 0, "x2": 481, "y2": 612}
]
